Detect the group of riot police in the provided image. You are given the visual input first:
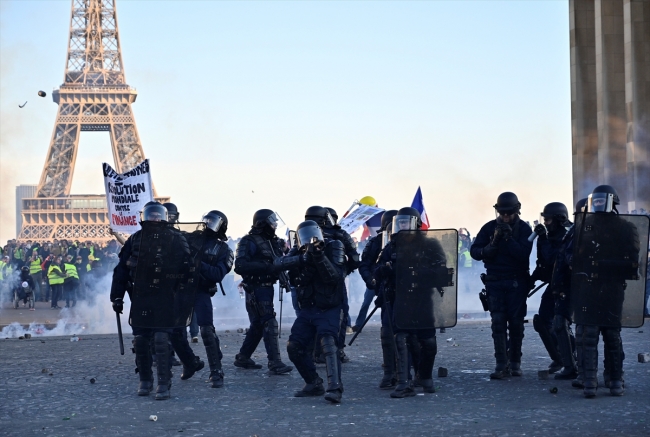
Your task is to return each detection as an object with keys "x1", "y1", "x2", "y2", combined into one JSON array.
[{"x1": 110, "y1": 183, "x2": 648, "y2": 402}]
